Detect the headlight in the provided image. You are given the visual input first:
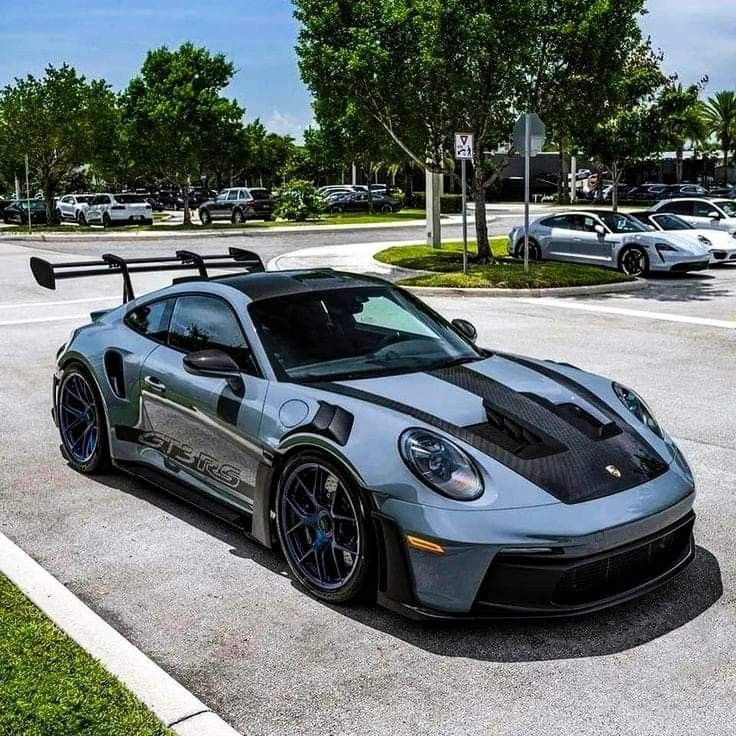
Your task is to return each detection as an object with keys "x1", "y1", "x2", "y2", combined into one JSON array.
[
  {"x1": 612, "y1": 383, "x2": 663, "y2": 438},
  {"x1": 399, "y1": 428, "x2": 483, "y2": 501}
]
